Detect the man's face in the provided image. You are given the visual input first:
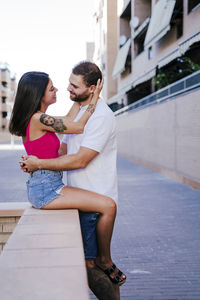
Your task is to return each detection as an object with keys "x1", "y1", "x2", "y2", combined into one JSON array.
[{"x1": 67, "y1": 73, "x2": 91, "y2": 103}]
